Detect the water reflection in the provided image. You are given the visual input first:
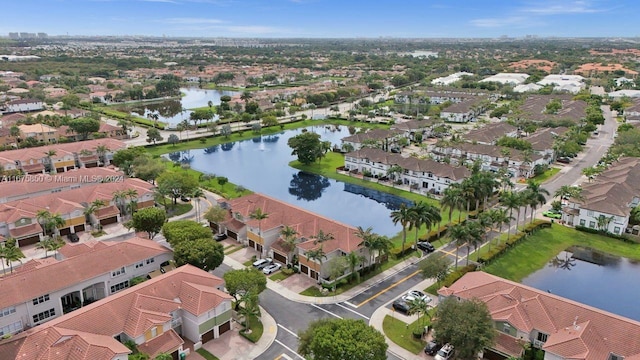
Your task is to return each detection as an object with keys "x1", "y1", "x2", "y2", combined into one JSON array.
[
  {"x1": 167, "y1": 150, "x2": 194, "y2": 164},
  {"x1": 343, "y1": 183, "x2": 414, "y2": 210},
  {"x1": 569, "y1": 246, "x2": 621, "y2": 267},
  {"x1": 548, "y1": 251, "x2": 577, "y2": 271},
  {"x1": 221, "y1": 142, "x2": 235, "y2": 151},
  {"x1": 204, "y1": 145, "x2": 220, "y2": 154},
  {"x1": 288, "y1": 172, "x2": 331, "y2": 201}
]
